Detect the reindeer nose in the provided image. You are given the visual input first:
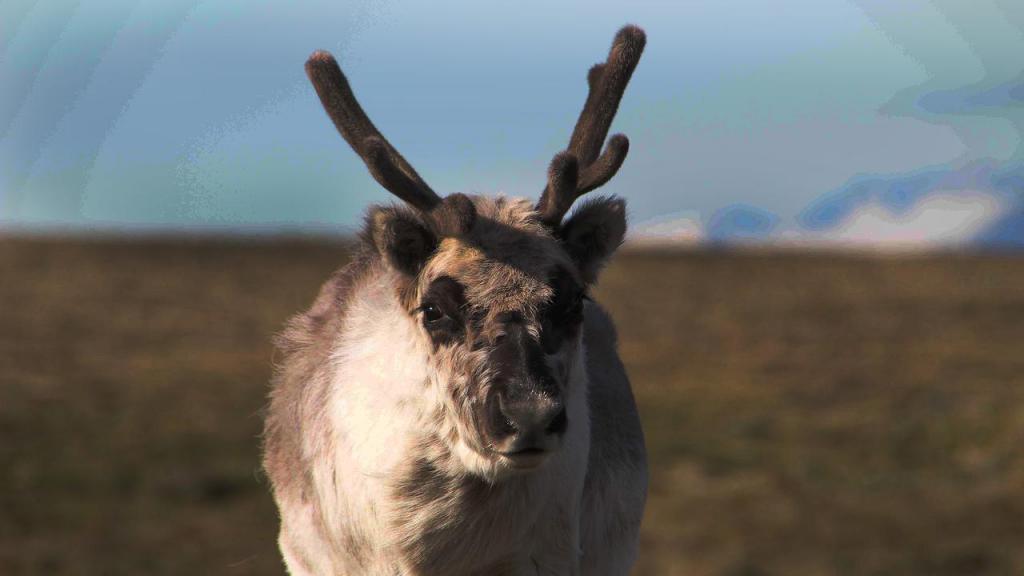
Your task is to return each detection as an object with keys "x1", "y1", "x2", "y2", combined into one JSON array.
[{"x1": 496, "y1": 394, "x2": 568, "y2": 449}]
